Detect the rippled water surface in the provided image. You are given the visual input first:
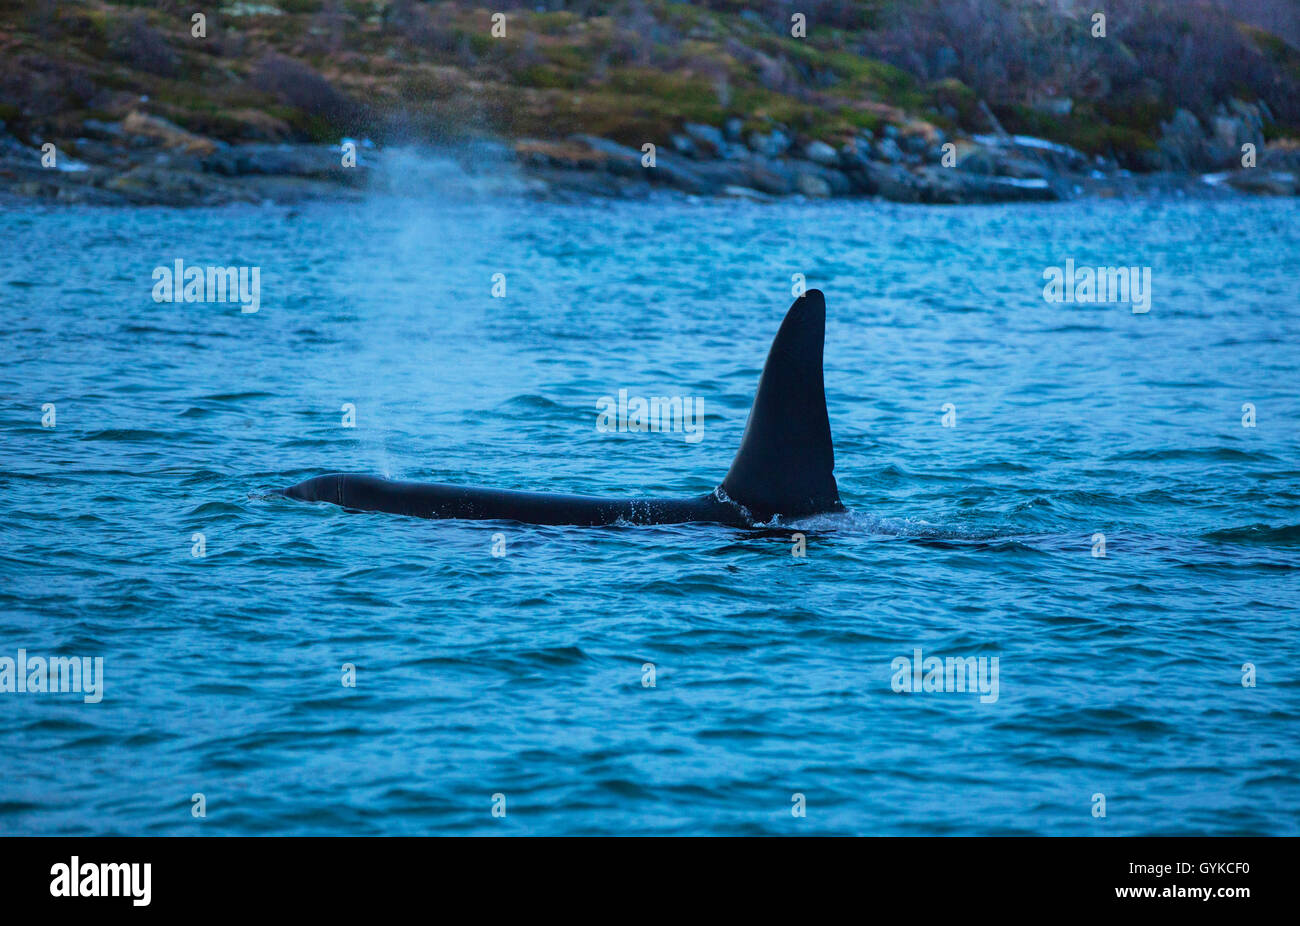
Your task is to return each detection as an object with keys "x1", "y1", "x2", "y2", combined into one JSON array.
[{"x1": 2, "y1": 182, "x2": 1298, "y2": 834}]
